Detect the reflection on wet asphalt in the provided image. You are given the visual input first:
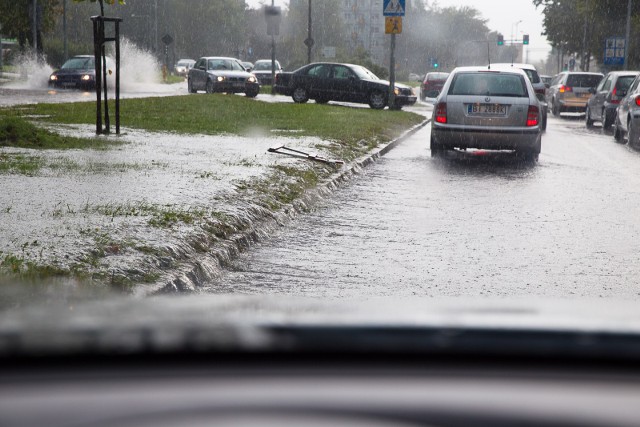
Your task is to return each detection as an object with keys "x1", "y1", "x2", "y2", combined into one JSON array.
[{"x1": 211, "y1": 114, "x2": 640, "y2": 298}]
